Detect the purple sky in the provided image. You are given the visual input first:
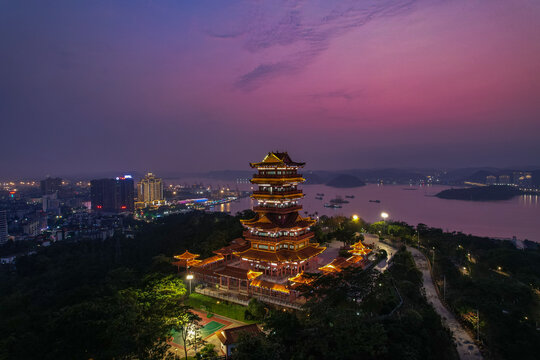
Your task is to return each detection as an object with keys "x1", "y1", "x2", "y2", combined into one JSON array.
[{"x1": 2, "y1": 0, "x2": 540, "y2": 177}]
